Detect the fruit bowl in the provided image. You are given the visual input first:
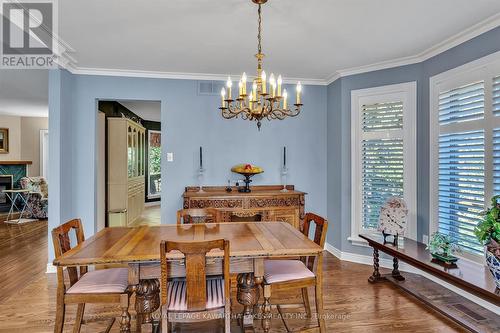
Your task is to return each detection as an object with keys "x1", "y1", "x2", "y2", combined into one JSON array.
[{"x1": 231, "y1": 164, "x2": 263, "y2": 192}]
